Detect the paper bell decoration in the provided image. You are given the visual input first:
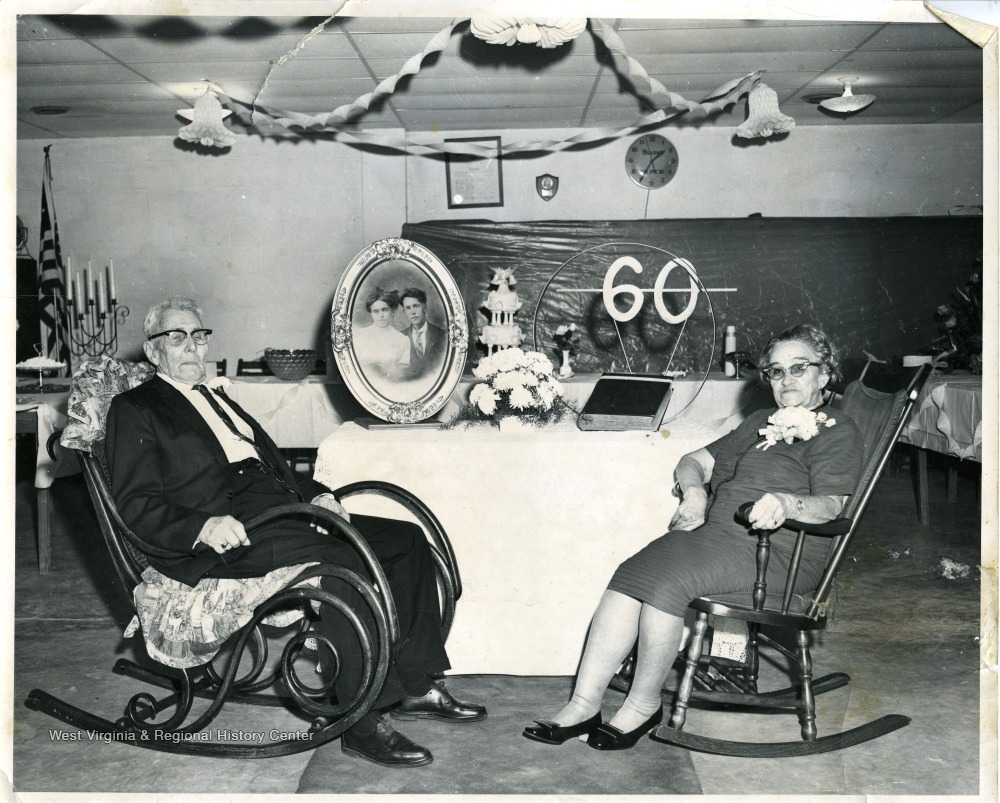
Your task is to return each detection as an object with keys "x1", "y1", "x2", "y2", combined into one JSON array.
[
  {"x1": 177, "y1": 90, "x2": 236, "y2": 148},
  {"x1": 735, "y1": 82, "x2": 796, "y2": 139},
  {"x1": 470, "y1": 18, "x2": 587, "y2": 48}
]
